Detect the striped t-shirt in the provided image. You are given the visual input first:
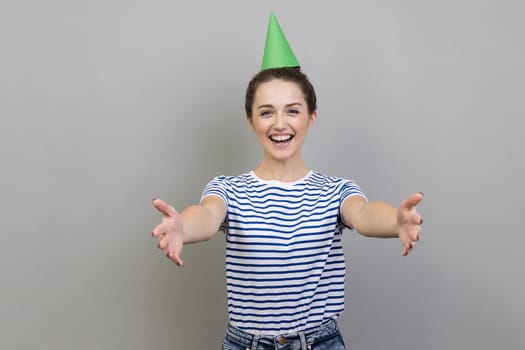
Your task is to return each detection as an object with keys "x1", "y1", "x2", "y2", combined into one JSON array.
[{"x1": 201, "y1": 170, "x2": 366, "y2": 335}]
